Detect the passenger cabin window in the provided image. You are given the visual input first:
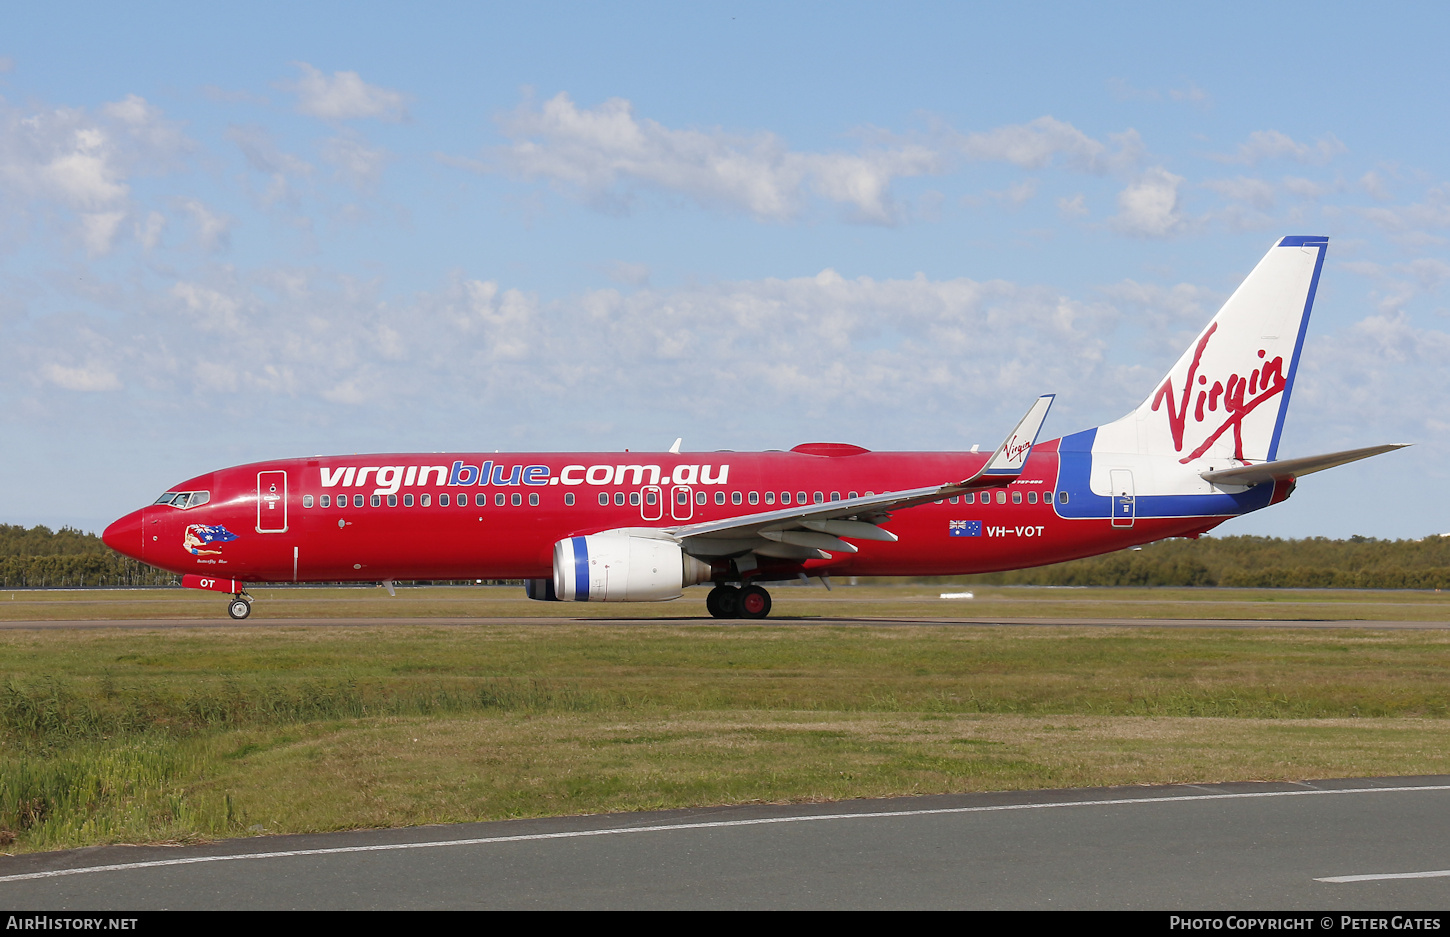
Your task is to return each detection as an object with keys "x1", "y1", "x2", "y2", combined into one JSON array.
[
  {"x1": 1028, "y1": 491, "x2": 1038, "y2": 504},
  {"x1": 1012, "y1": 491, "x2": 1022, "y2": 505},
  {"x1": 797, "y1": 491, "x2": 808, "y2": 504},
  {"x1": 948, "y1": 496, "x2": 959, "y2": 504},
  {"x1": 1044, "y1": 492, "x2": 1053, "y2": 504},
  {"x1": 512, "y1": 493, "x2": 523, "y2": 506},
  {"x1": 565, "y1": 492, "x2": 575, "y2": 506},
  {"x1": 599, "y1": 493, "x2": 609, "y2": 506},
  {"x1": 676, "y1": 490, "x2": 688, "y2": 505},
  {"x1": 476, "y1": 493, "x2": 487, "y2": 507},
  {"x1": 749, "y1": 492, "x2": 759, "y2": 505},
  {"x1": 830, "y1": 492, "x2": 840, "y2": 501},
  {"x1": 646, "y1": 490, "x2": 658, "y2": 505},
  {"x1": 715, "y1": 491, "x2": 725, "y2": 505},
  {"x1": 496, "y1": 493, "x2": 506, "y2": 506},
  {"x1": 615, "y1": 492, "x2": 626, "y2": 506},
  {"x1": 780, "y1": 492, "x2": 791, "y2": 505},
  {"x1": 630, "y1": 492, "x2": 641, "y2": 506},
  {"x1": 403, "y1": 494, "x2": 413, "y2": 507},
  {"x1": 1059, "y1": 491, "x2": 1069, "y2": 504},
  {"x1": 387, "y1": 494, "x2": 397, "y2": 507},
  {"x1": 732, "y1": 491, "x2": 742, "y2": 505},
  {"x1": 813, "y1": 492, "x2": 824, "y2": 504},
  {"x1": 529, "y1": 493, "x2": 539, "y2": 506},
  {"x1": 696, "y1": 491, "x2": 707, "y2": 505},
  {"x1": 321, "y1": 495, "x2": 331, "y2": 508},
  {"x1": 303, "y1": 495, "x2": 314, "y2": 508},
  {"x1": 440, "y1": 494, "x2": 450, "y2": 506},
  {"x1": 996, "y1": 491, "x2": 1006, "y2": 504},
  {"x1": 353, "y1": 494, "x2": 365, "y2": 508},
  {"x1": 765, "y1": 492, "x2": 775, "y2": 505},
  {"x1": 371, "y1": 494, "x2": 382, "y2": 507},
  {"x1": 849, "y1": 491, "x2": 858, "y2": 500},
  {"x1": 420, "y1": 494, "x2": 431, "y2": 507}
]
